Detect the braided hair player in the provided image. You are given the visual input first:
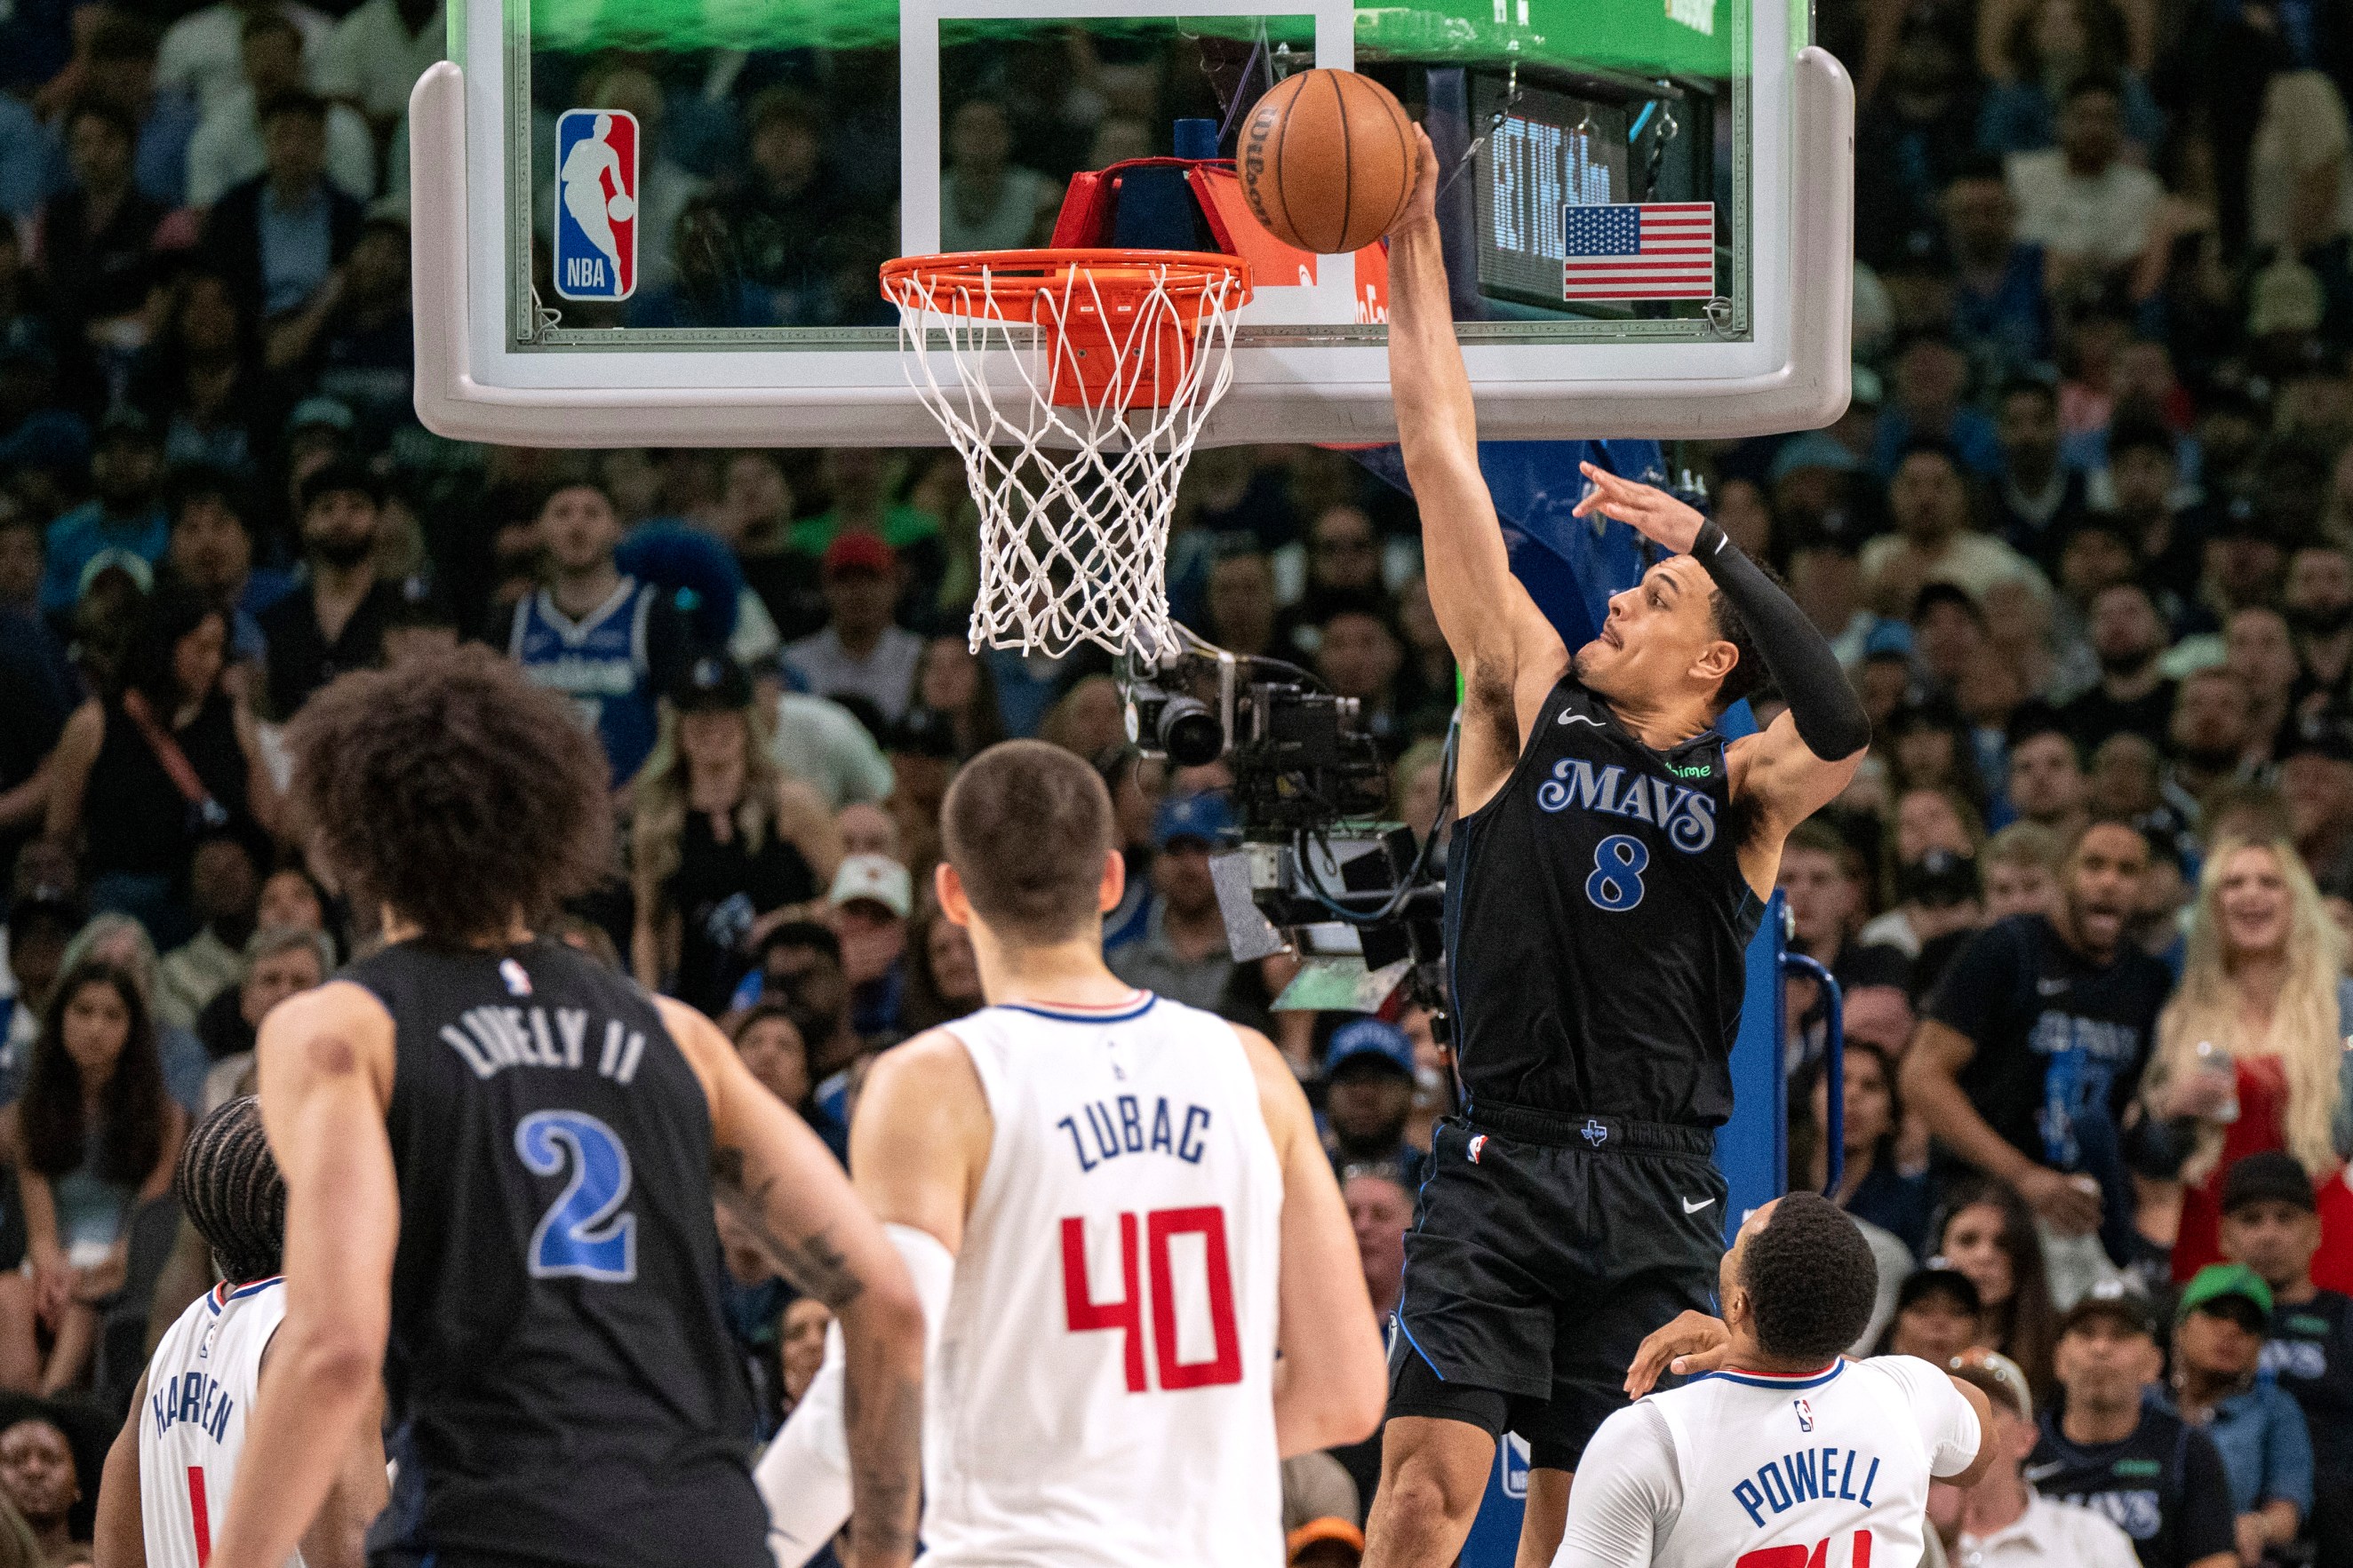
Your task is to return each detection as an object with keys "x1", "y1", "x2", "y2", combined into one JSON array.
[{"x1": 93, "y1": 1095, "x2": 388, "y2": 1568}]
